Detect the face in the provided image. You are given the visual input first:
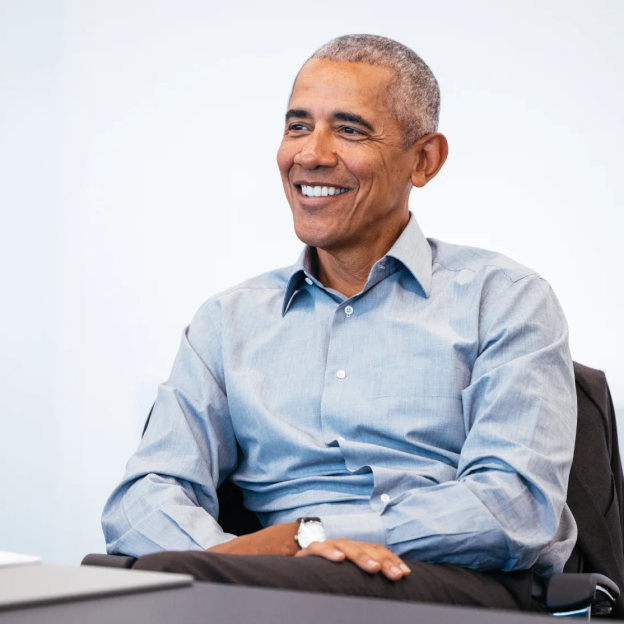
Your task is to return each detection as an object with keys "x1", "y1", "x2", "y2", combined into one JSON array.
[{"x1": 277, "y1": 58, "x2": 418, "y2": 251}]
